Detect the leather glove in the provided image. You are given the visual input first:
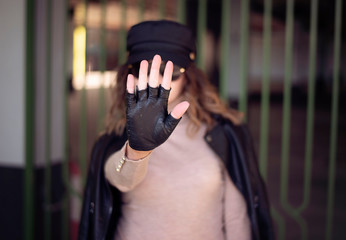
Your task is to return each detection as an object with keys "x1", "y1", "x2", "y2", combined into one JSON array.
[{"x1": 126, "y1": 85, "x2": 181, "y2": 151}]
